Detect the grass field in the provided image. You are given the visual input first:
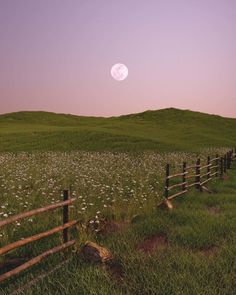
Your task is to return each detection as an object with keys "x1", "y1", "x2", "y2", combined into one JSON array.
[
  {"x1": 0, "y1": 108, "x2": 235, "y2": 294},
  {"x1": 0, "y1": 108, "x2": 236, "y2": 152},
  {"x1": 0, "y1": 158, "x2": 235, "y2": 294}
]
